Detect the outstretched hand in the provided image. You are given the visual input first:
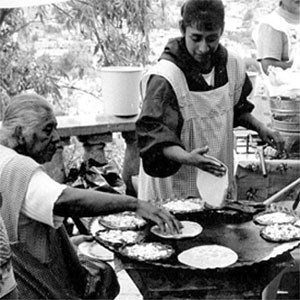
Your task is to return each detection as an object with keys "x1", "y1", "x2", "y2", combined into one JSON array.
[
  {"x1": 187, "y1": 146, "x2": 226, "y2": 177},
  {"x1": 135, "y1": 200, "x2": 182, "y2": 235}
]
